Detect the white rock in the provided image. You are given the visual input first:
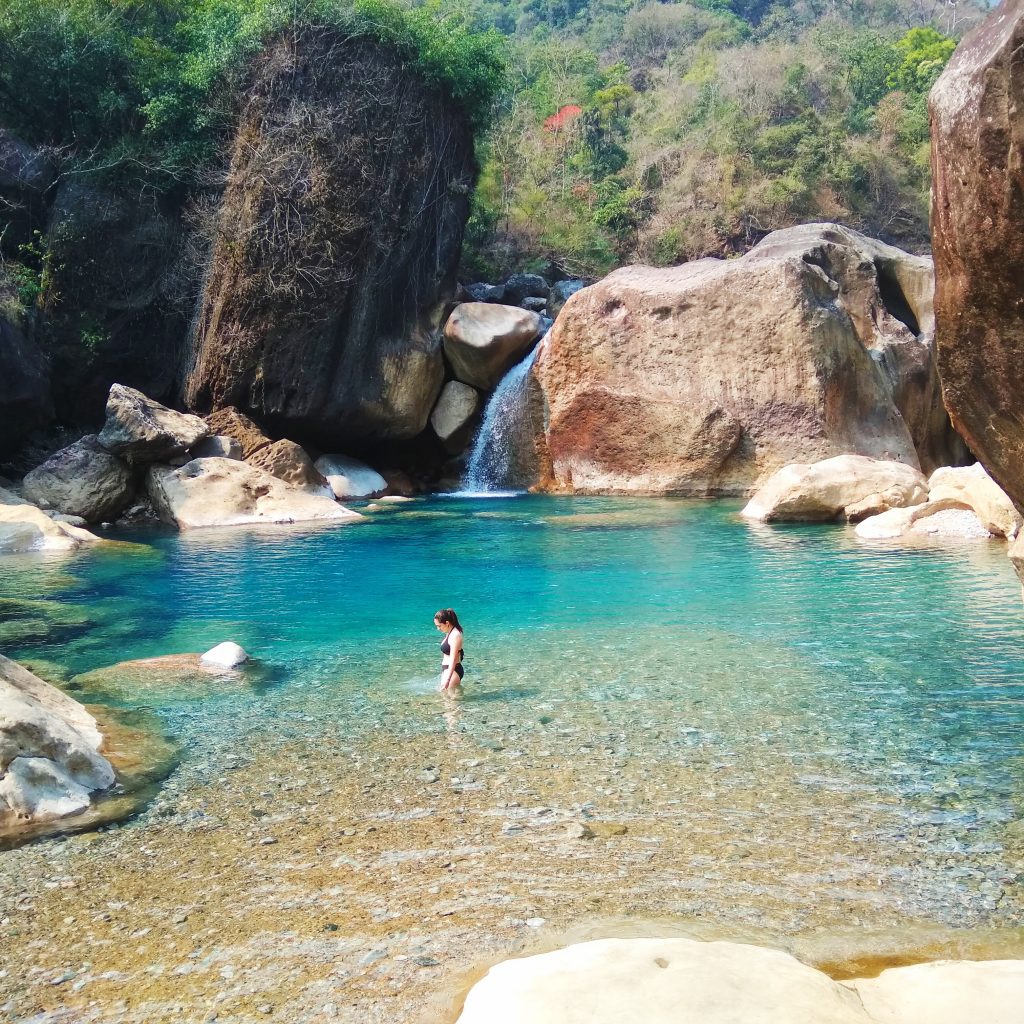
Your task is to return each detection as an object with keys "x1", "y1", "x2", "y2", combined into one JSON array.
[
  {"x1": 457, "y1": 938, "x2": 872, "y2": 1024},
  {"x1": 854, "y1": 506, "x2": 918, "y2": 540},
  {"x1": 845, "y1": 959, "x2": 1024, "y2": 1024},
  {"x1": 0, "y1": 655, "x2": 115, "y2": 828},
  {"x1": 909, "y1": 506, "x2": 991, "y2": 540},
  {"x1": 430, "y1": 381, "x2": 481, "y2": 453},
  {"x1": 146, "y1": 458, "x2": 361, "y2": 530},
  {"x1": 742, "y1": 455, "x2": 927, "y2": 522},
  {"x1": 200, "y1": 642, "x2": 249, "y2": 669},
  {"x1": 927, "y1": 463, "x2": 1022, "y2": 538},
  {"x1": 0, "y1": 485, "x2": 103, "y2": 553},
  {"x1": 313, "y1": 455, "x2": 387, "y2": 499}
]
